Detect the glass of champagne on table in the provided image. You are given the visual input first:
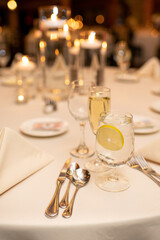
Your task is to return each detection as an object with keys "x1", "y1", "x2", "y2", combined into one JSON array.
[
  {"x1": 68, "y1": 80, "x2": 94, "y2": 158},
  {"x1": 95, "y1": 111, "x2": 134, "y2": 192},
  {"x1": 85, "y1": 86, "x2": 111, "y2": 172}
]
